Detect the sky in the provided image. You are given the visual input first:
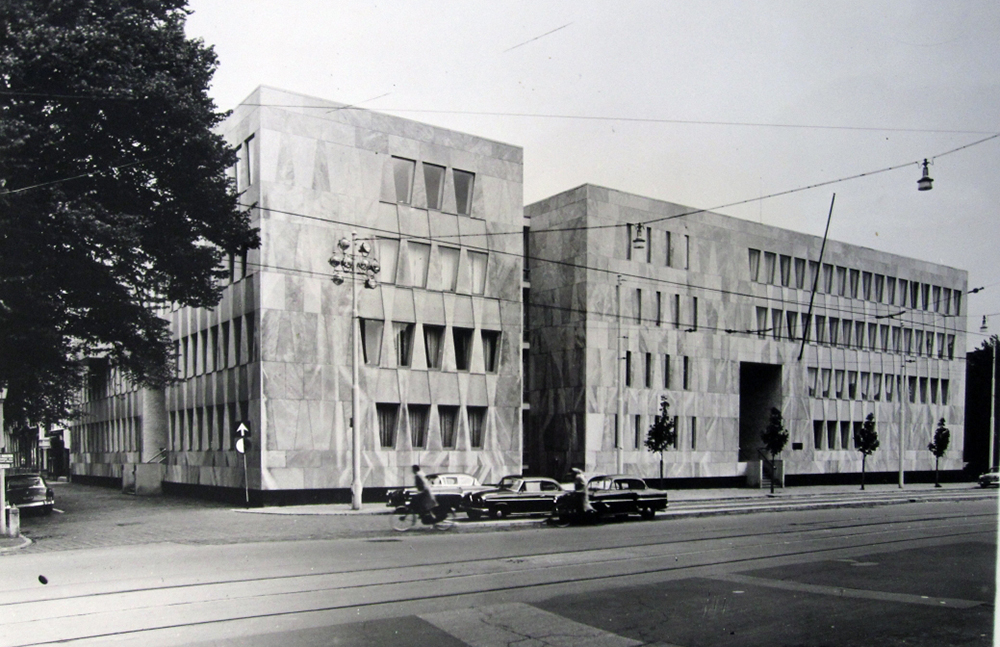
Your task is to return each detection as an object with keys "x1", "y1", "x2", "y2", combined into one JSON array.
[{"x1": 185, "y1": 0, "x2": 999, "y2": 351}]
